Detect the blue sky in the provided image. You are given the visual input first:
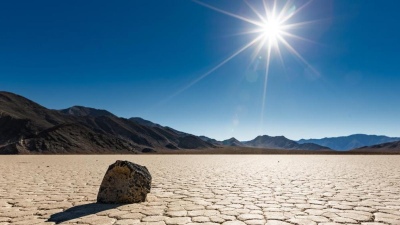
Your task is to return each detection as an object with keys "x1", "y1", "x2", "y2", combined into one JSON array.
[{"x1": 1, "y1": 0, "x2": 399, "y2": 141}]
